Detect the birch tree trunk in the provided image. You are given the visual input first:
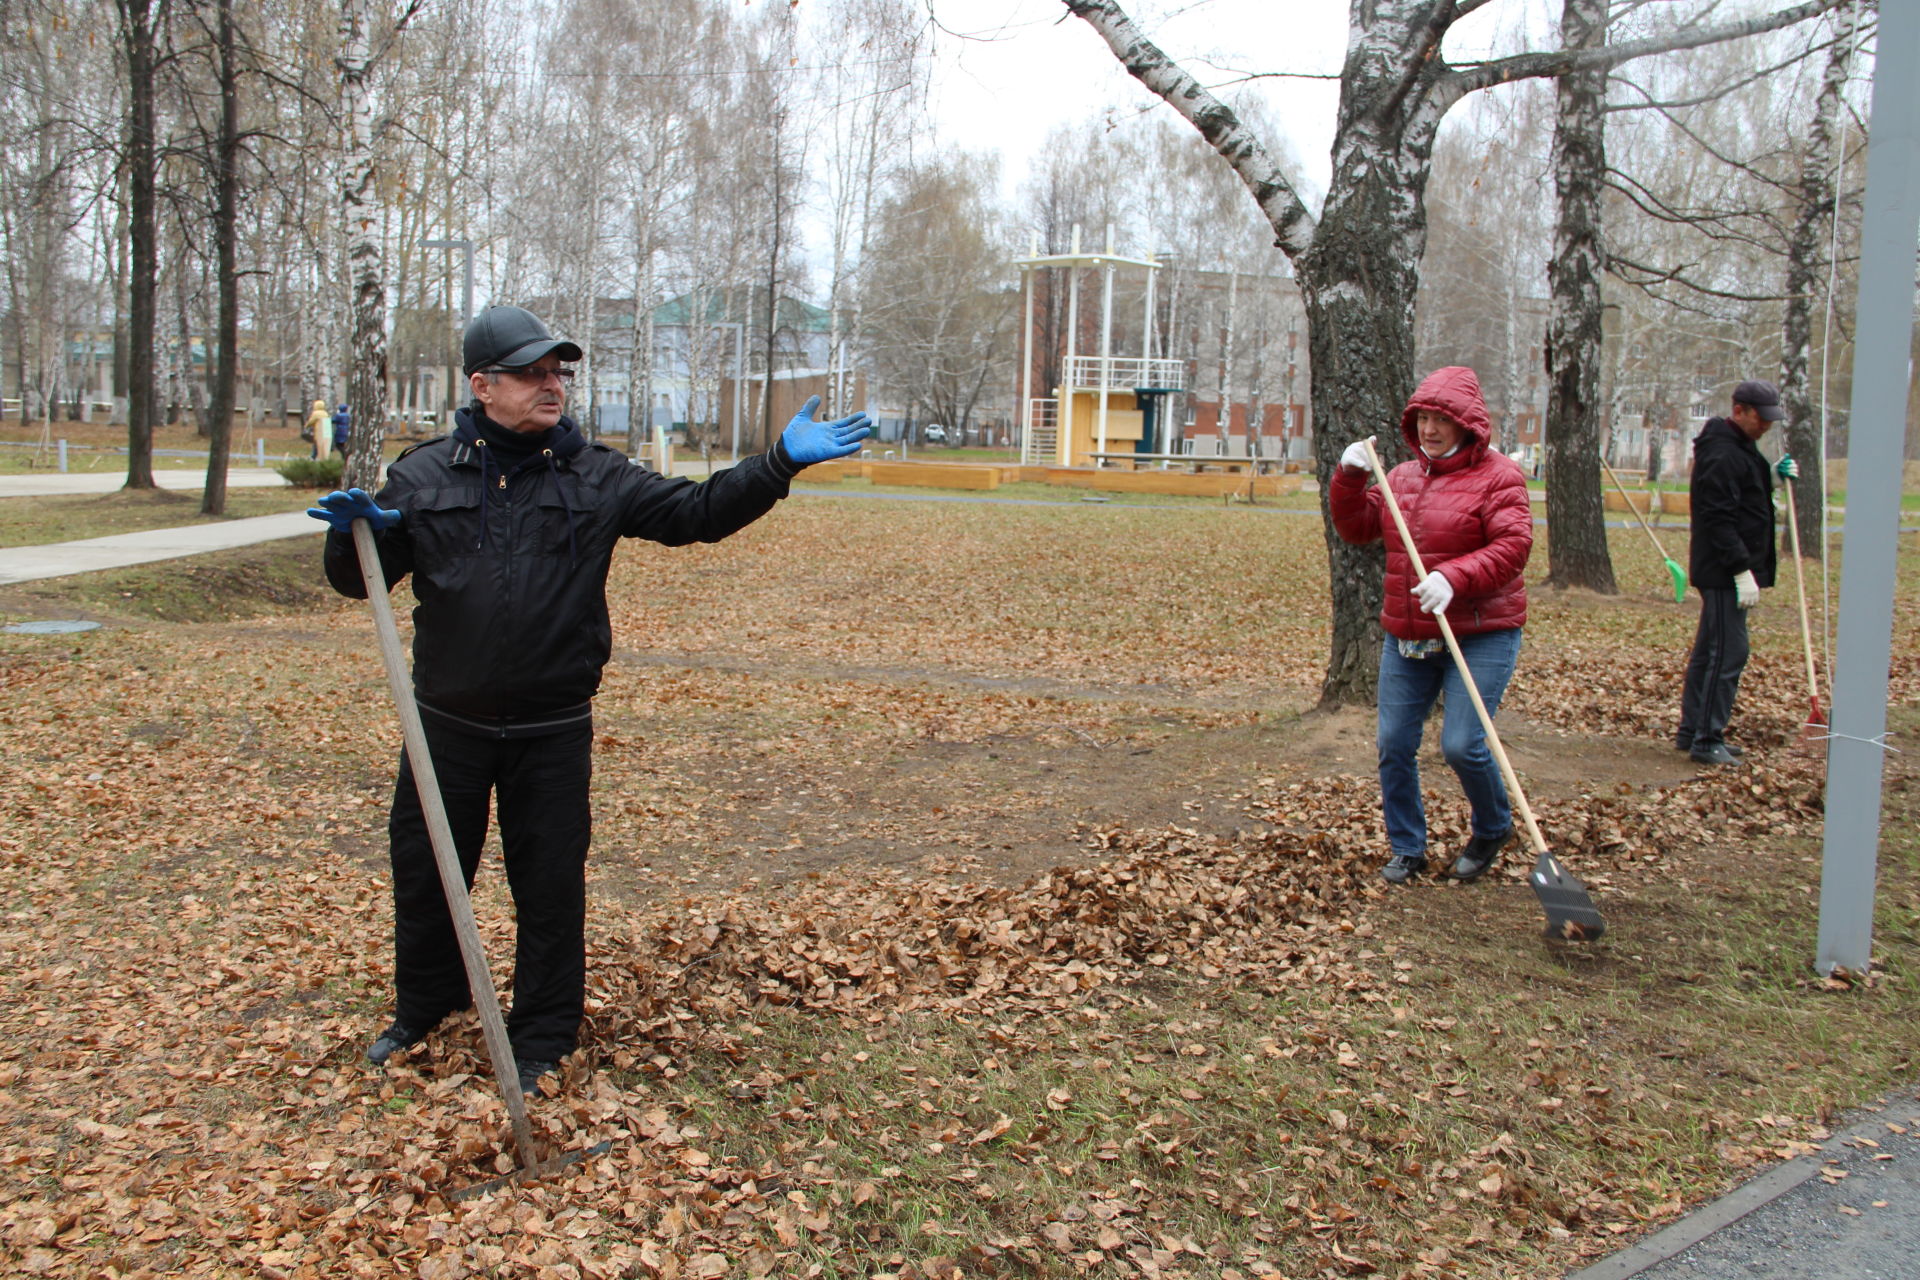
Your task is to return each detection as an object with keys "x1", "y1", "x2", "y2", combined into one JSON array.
[
  {"x1": 1542, "y1": 0, "x2": 1617, "y2": 592},
  {"x1": 116, "y1": 0, "x2": 161, "y2": 490},
  {"x1": 339, "y1": 0, "x2": 389, "y2": 493},
  {"x1": 1779, "y1": 3, "x2": 1857, "y2": 558},
  {"x1": 201, "y1": 0, "x2": 239, "y2": 515}
]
